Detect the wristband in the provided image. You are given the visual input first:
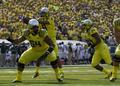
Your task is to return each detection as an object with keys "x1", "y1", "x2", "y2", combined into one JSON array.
[{"x1": 47, "y1": 46, "x2": 54, "y2": 54}]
